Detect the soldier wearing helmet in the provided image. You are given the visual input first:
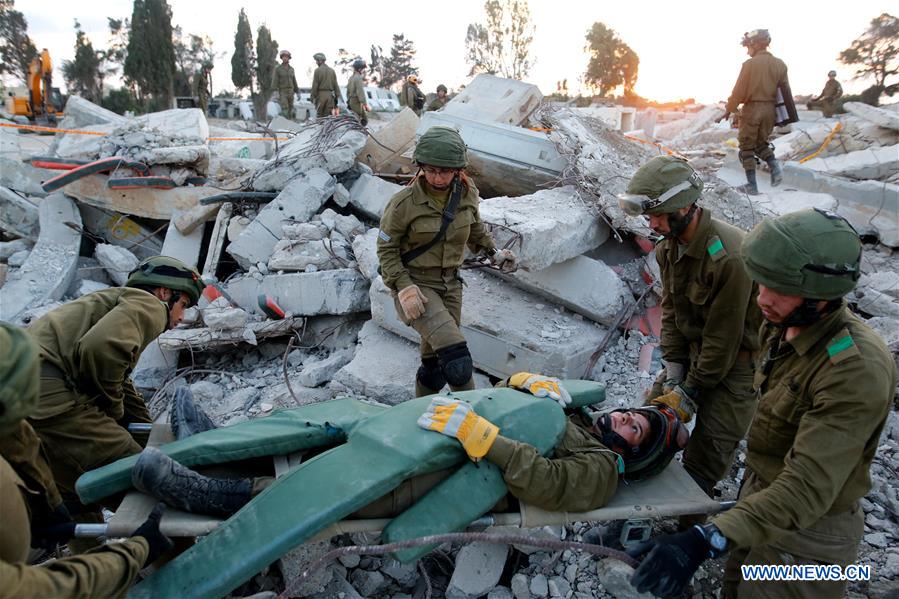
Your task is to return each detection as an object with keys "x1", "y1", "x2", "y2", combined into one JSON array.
[
  {"x1": 377, "y1": 127, "x2": 517, "y2": 397},
  {"x1": 428, "y1": 84, "x2": 449, "y2": 112},
  {"x1": 0, "y1": 322, "x2": 173, "y2": 594},
  {"x1": 807, "y1": 70, "x2": 843, "y2": 118},
  {"x1": 195, "y1": 61, "x2": 213, "y2": 115},
  {"x1": 272, "y1": 50, "x2": 299, "y2": 120},
  {"x1": 631, "y1": 209, "x2": 895, "y2": 599},
  {"x1": 717, "y1": 28, "x2": 789, "y2": 195},
  {"x1": 311, "y1": 52, "x2": 343, "y2": 118},
  {"x1": 401, "y1": 75, "x2": 426, "y2": 116},
  {"x1": 25, "y1": 256, "x2": 204, "y2": 515},
  {"x1": 619, "y1": 156, "x2": 761, "y2": 520},
  {"x1": 346, "y1": 58, "x2": 370, "y2": 126}
]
